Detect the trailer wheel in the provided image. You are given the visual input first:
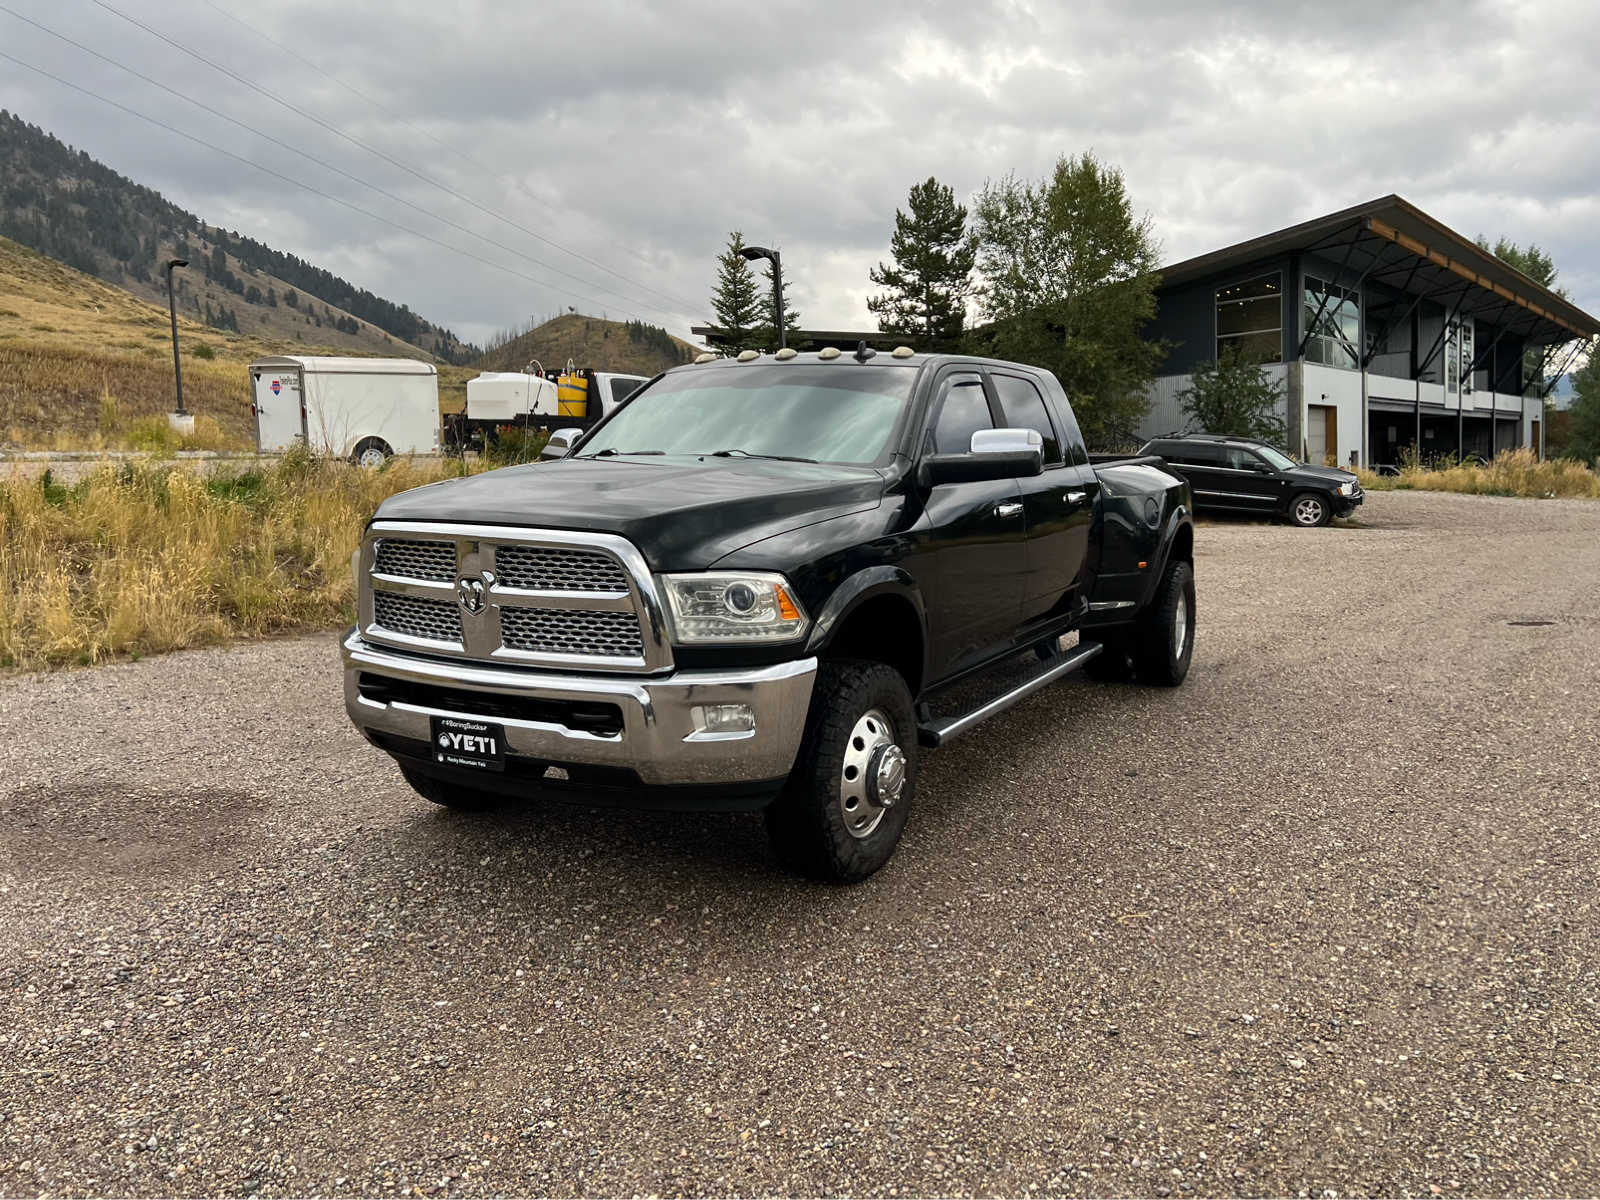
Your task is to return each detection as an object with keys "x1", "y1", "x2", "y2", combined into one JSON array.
[{"x1": 352, "y1": 437, "x2": 392, "y2": 468}]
